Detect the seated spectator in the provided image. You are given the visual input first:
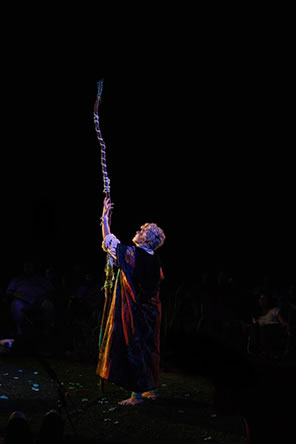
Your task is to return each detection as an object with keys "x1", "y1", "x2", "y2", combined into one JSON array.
[
  {"x1": 64, "y1": 271, "x2": 104, "y2": 360},
  {"x1": 4, "y1": 411, "x2": 33, "y2": 444},
  {"x1": 0, "y1": 339, "x2": 14, "y2": 355},
  {"x1": 249, "y1": 290, "x2": 288, "y2": 358},
  {"x1": 35, "y1": 409, "x2": 64, "y2": 444},
  {"x1": 5, "y1": 261, "x2": 56, "y2": 353},
  {"x1": 252, "y1": 291, "x2": 288, "y2": 328}
]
